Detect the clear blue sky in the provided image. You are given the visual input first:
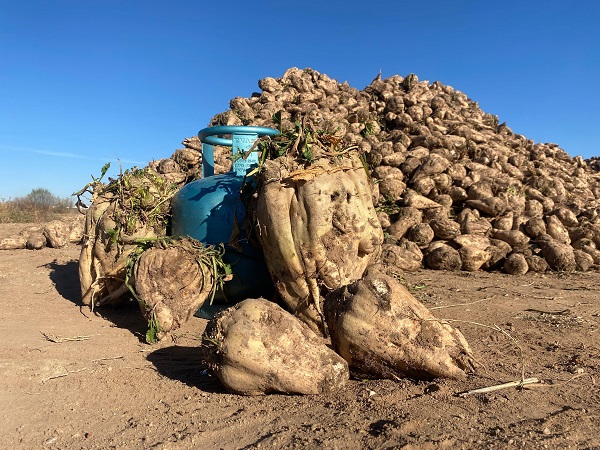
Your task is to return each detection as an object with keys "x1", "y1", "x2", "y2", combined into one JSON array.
[{"x1": 1, "y1": 0, "x2": 598, "y2": 200}]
